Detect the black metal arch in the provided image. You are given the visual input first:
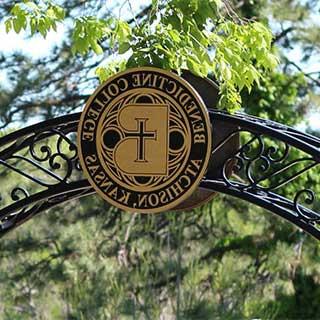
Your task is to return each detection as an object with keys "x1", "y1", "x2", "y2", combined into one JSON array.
[{"x1": 0, "y1": 111, "x2": 319, "y2": 239}]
